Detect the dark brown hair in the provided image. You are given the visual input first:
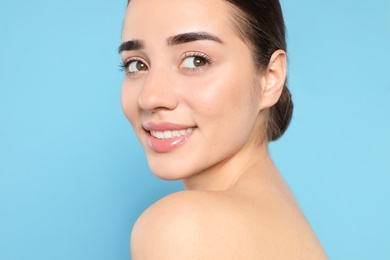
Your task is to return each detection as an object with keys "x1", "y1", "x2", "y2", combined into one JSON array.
[
  {"x1": 224, "y1": 0, "x2": 293, "y2": 141},
  {"x1": 126, "y1": 0, "x2": 293, "y2": 141}
]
